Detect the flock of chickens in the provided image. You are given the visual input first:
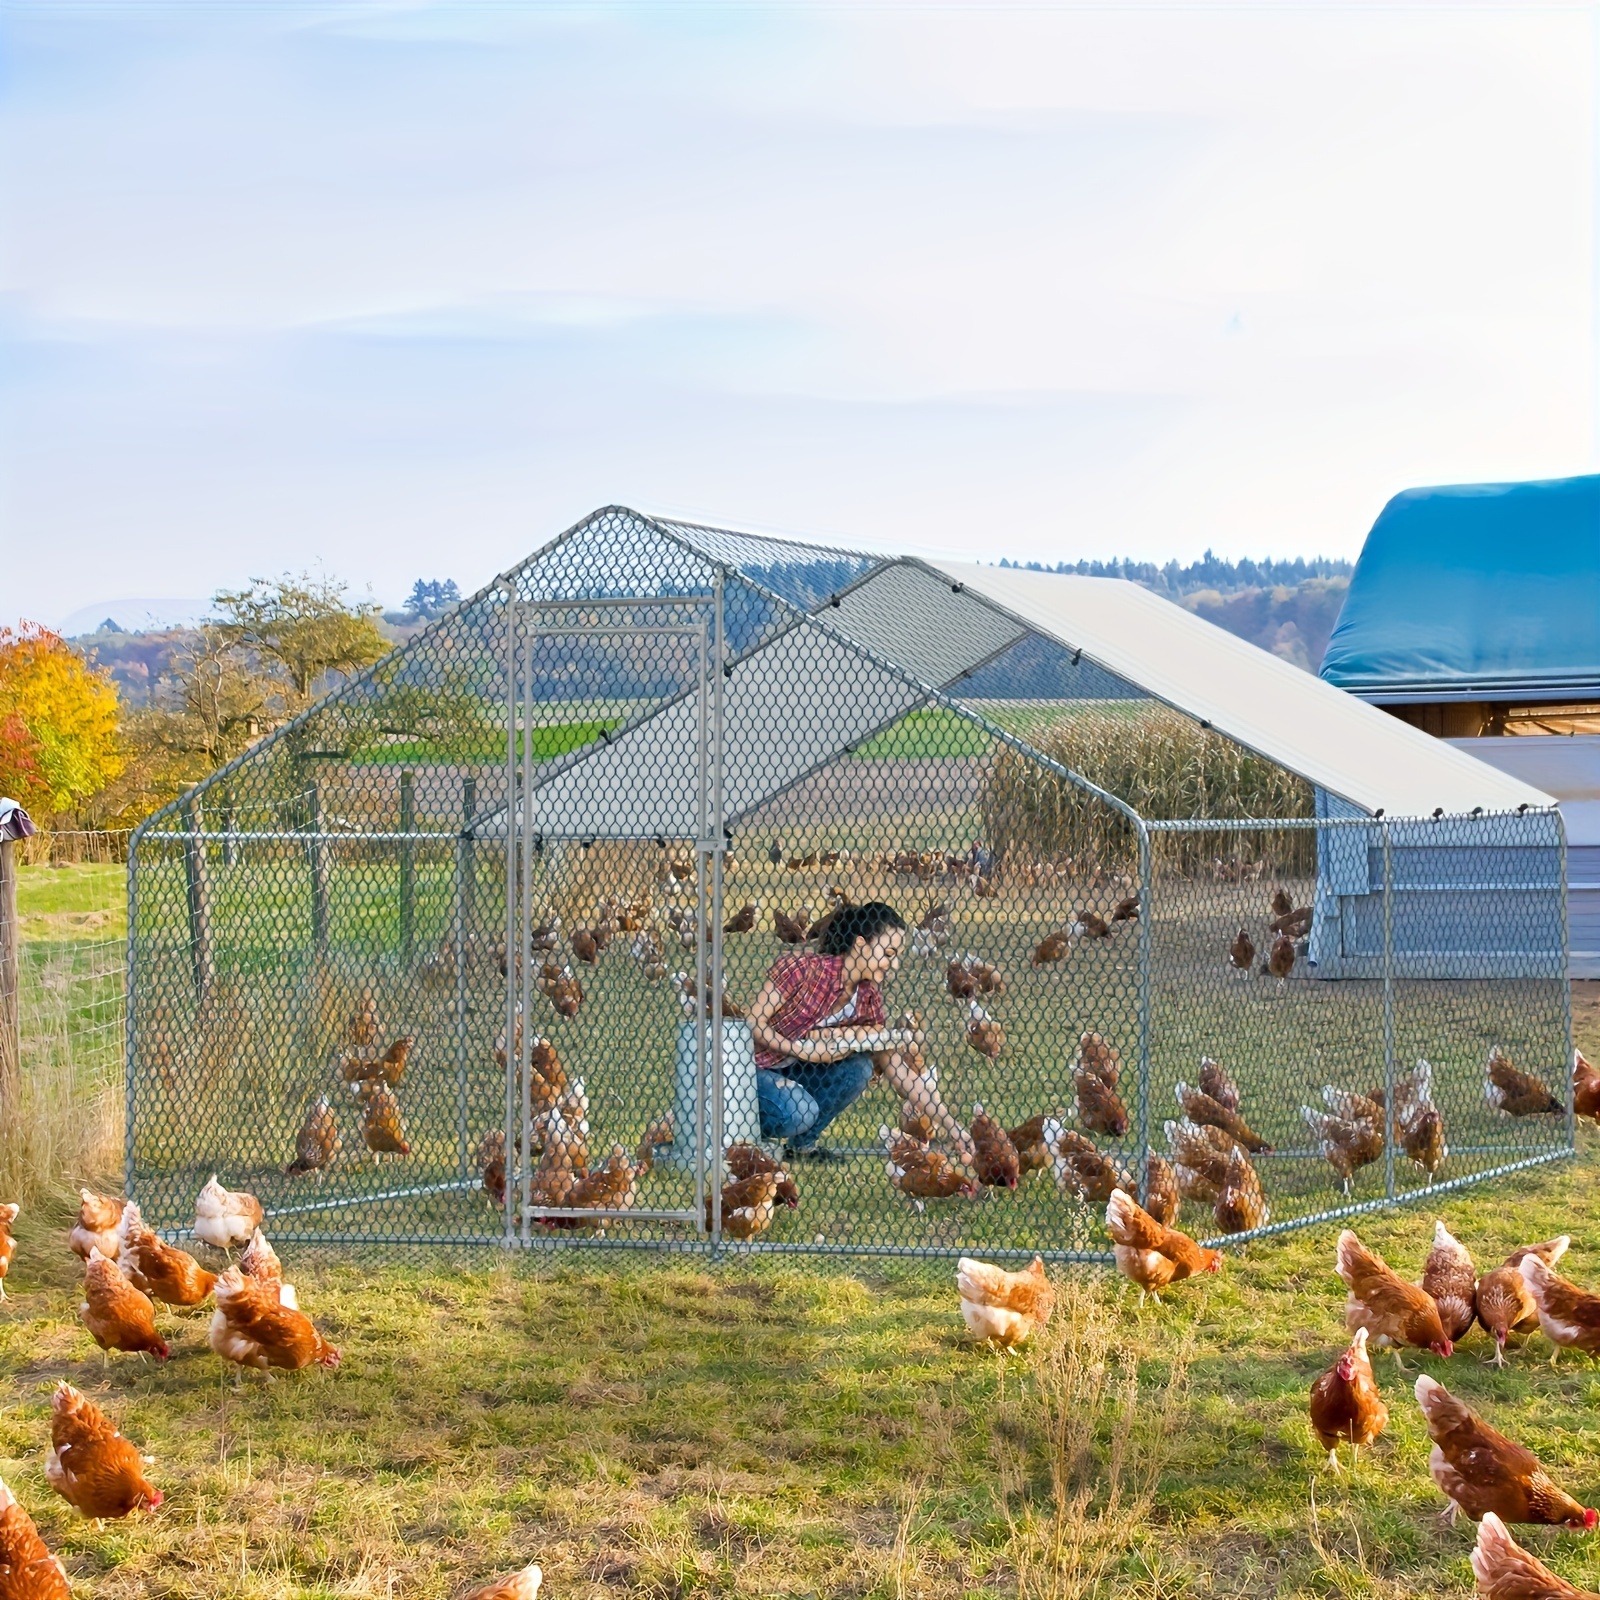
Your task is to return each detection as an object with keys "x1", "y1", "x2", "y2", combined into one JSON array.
[
  {"x1": 950, "y1": 1176, "x2": 1600, "y2": 1597},
  {"x1": 0, "y1": 1185, "x2": 542, "y2": 1599}
]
